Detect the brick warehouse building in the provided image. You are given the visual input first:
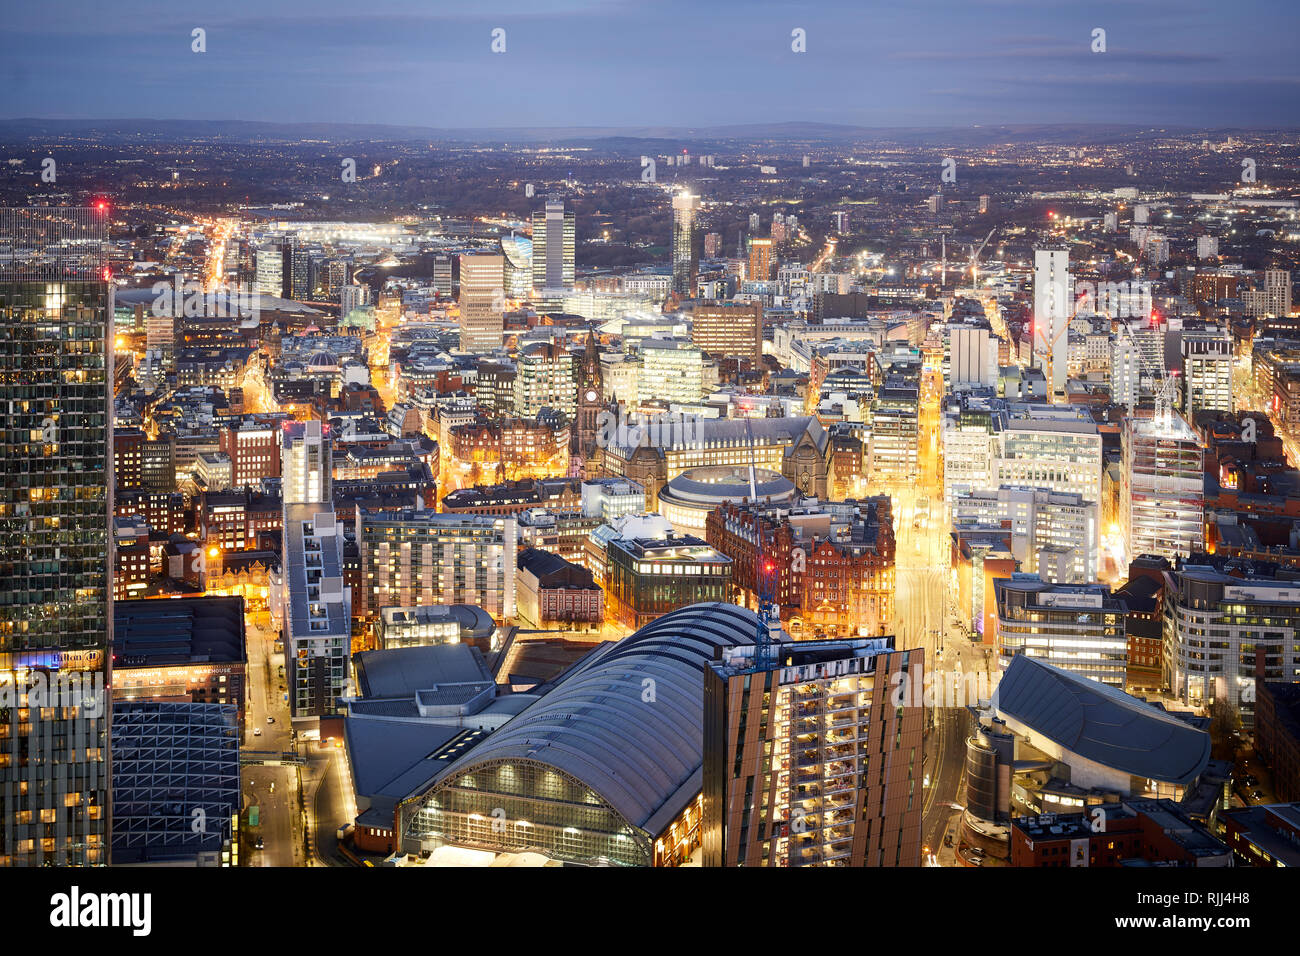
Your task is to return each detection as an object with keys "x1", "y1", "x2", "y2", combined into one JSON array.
[{"x1": 706, "y1": 497, "x2": 895, "y2": 639}]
